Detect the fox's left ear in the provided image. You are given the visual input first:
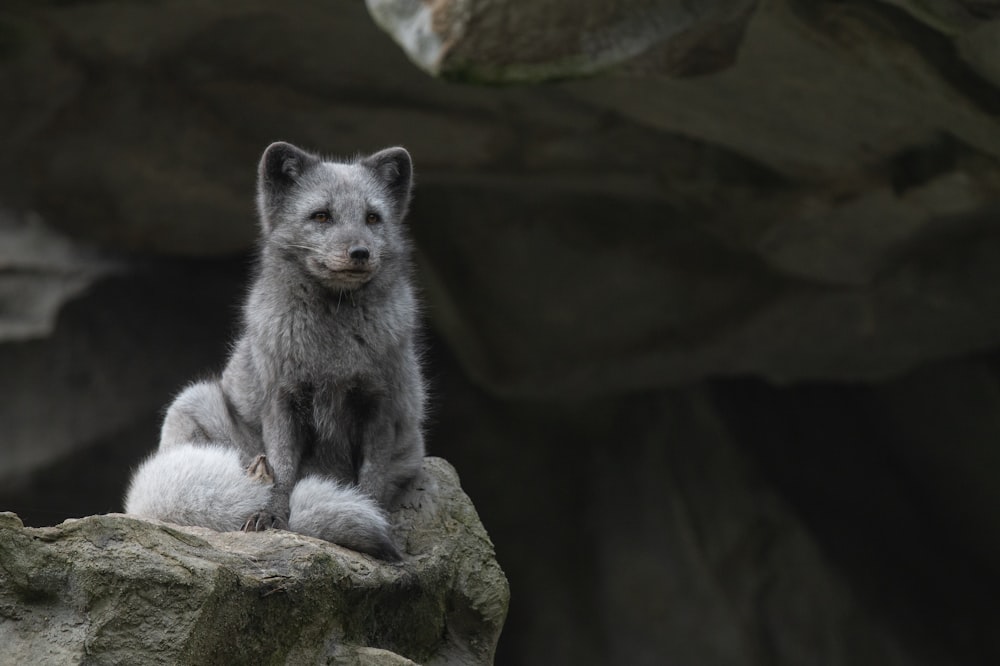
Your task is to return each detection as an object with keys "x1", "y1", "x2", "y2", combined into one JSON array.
[
  {"x1": 364, "y1": 147, "x2": 413, "y2": 214},
  {"x1": 257, "y1": 141, "x2": 319, "y2": 231}
]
